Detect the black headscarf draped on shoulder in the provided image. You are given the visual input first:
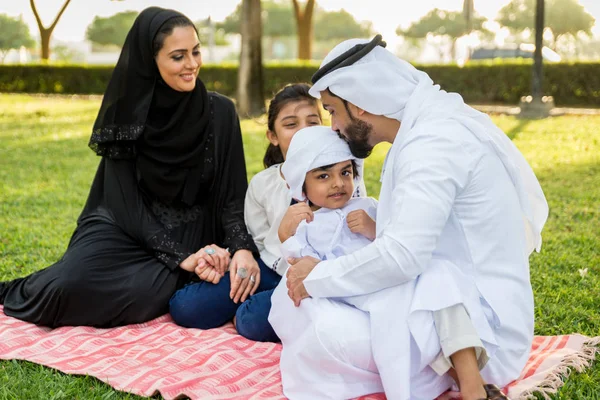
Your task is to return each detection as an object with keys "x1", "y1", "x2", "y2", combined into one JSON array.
[{"x1": 89, "y1": 7, "x2": 211, "y2": 206}]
